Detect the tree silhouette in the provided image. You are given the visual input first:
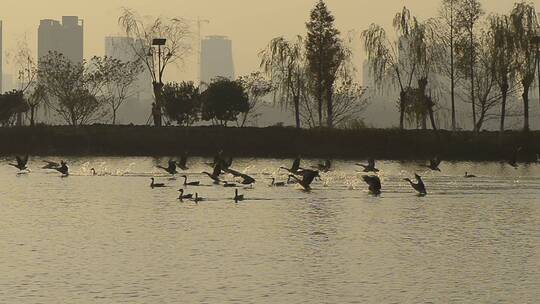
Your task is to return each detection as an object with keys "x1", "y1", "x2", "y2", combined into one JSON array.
[
  {"x1": 162, "y1": 81, "x2": 201, "y2": 126},
  {"x1": 201, "y1": 78, "x2": 249, "y2": 126},
  {"x1": 260, "y1": 36, "x2": 307, "y2": 129},
  {"x1": 510, "y1": 2, "x2": 539, "y2": 132},
  {"x1": 305, "y1": 0, "x2": 344, "y2": 128},
  {"x1": 94, "y1": 57, "x2": 144, "y2": 124},
  {"x1": 38, "y1": 52, "x2": 107, "y2": 126},
  {"x1": 118, "y1": 8, "x2": 192, "y2": 127},
  {"x1": 362, "y1": 7, "x2": 420, "y2": 130}
]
